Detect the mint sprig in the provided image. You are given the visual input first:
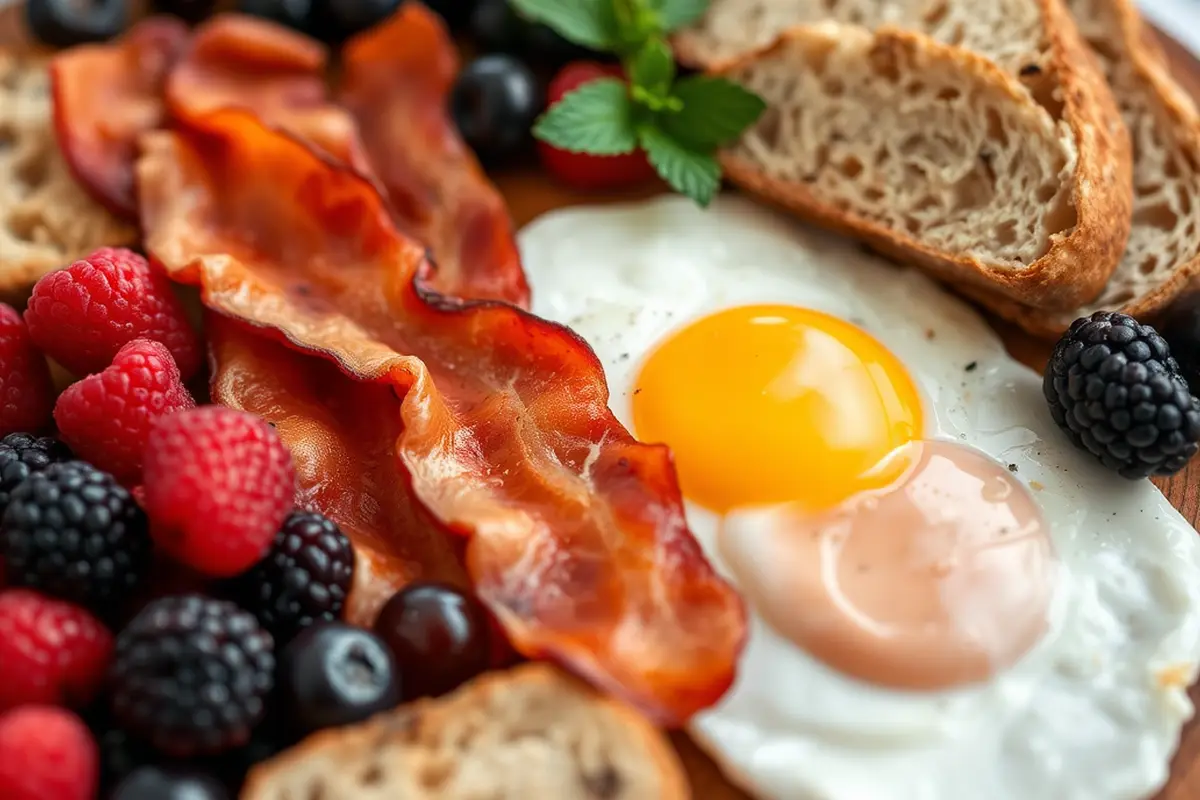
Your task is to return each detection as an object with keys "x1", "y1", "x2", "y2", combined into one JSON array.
[{"x1": 512, "y1": 0, "x2": 767, "y2": 208}]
